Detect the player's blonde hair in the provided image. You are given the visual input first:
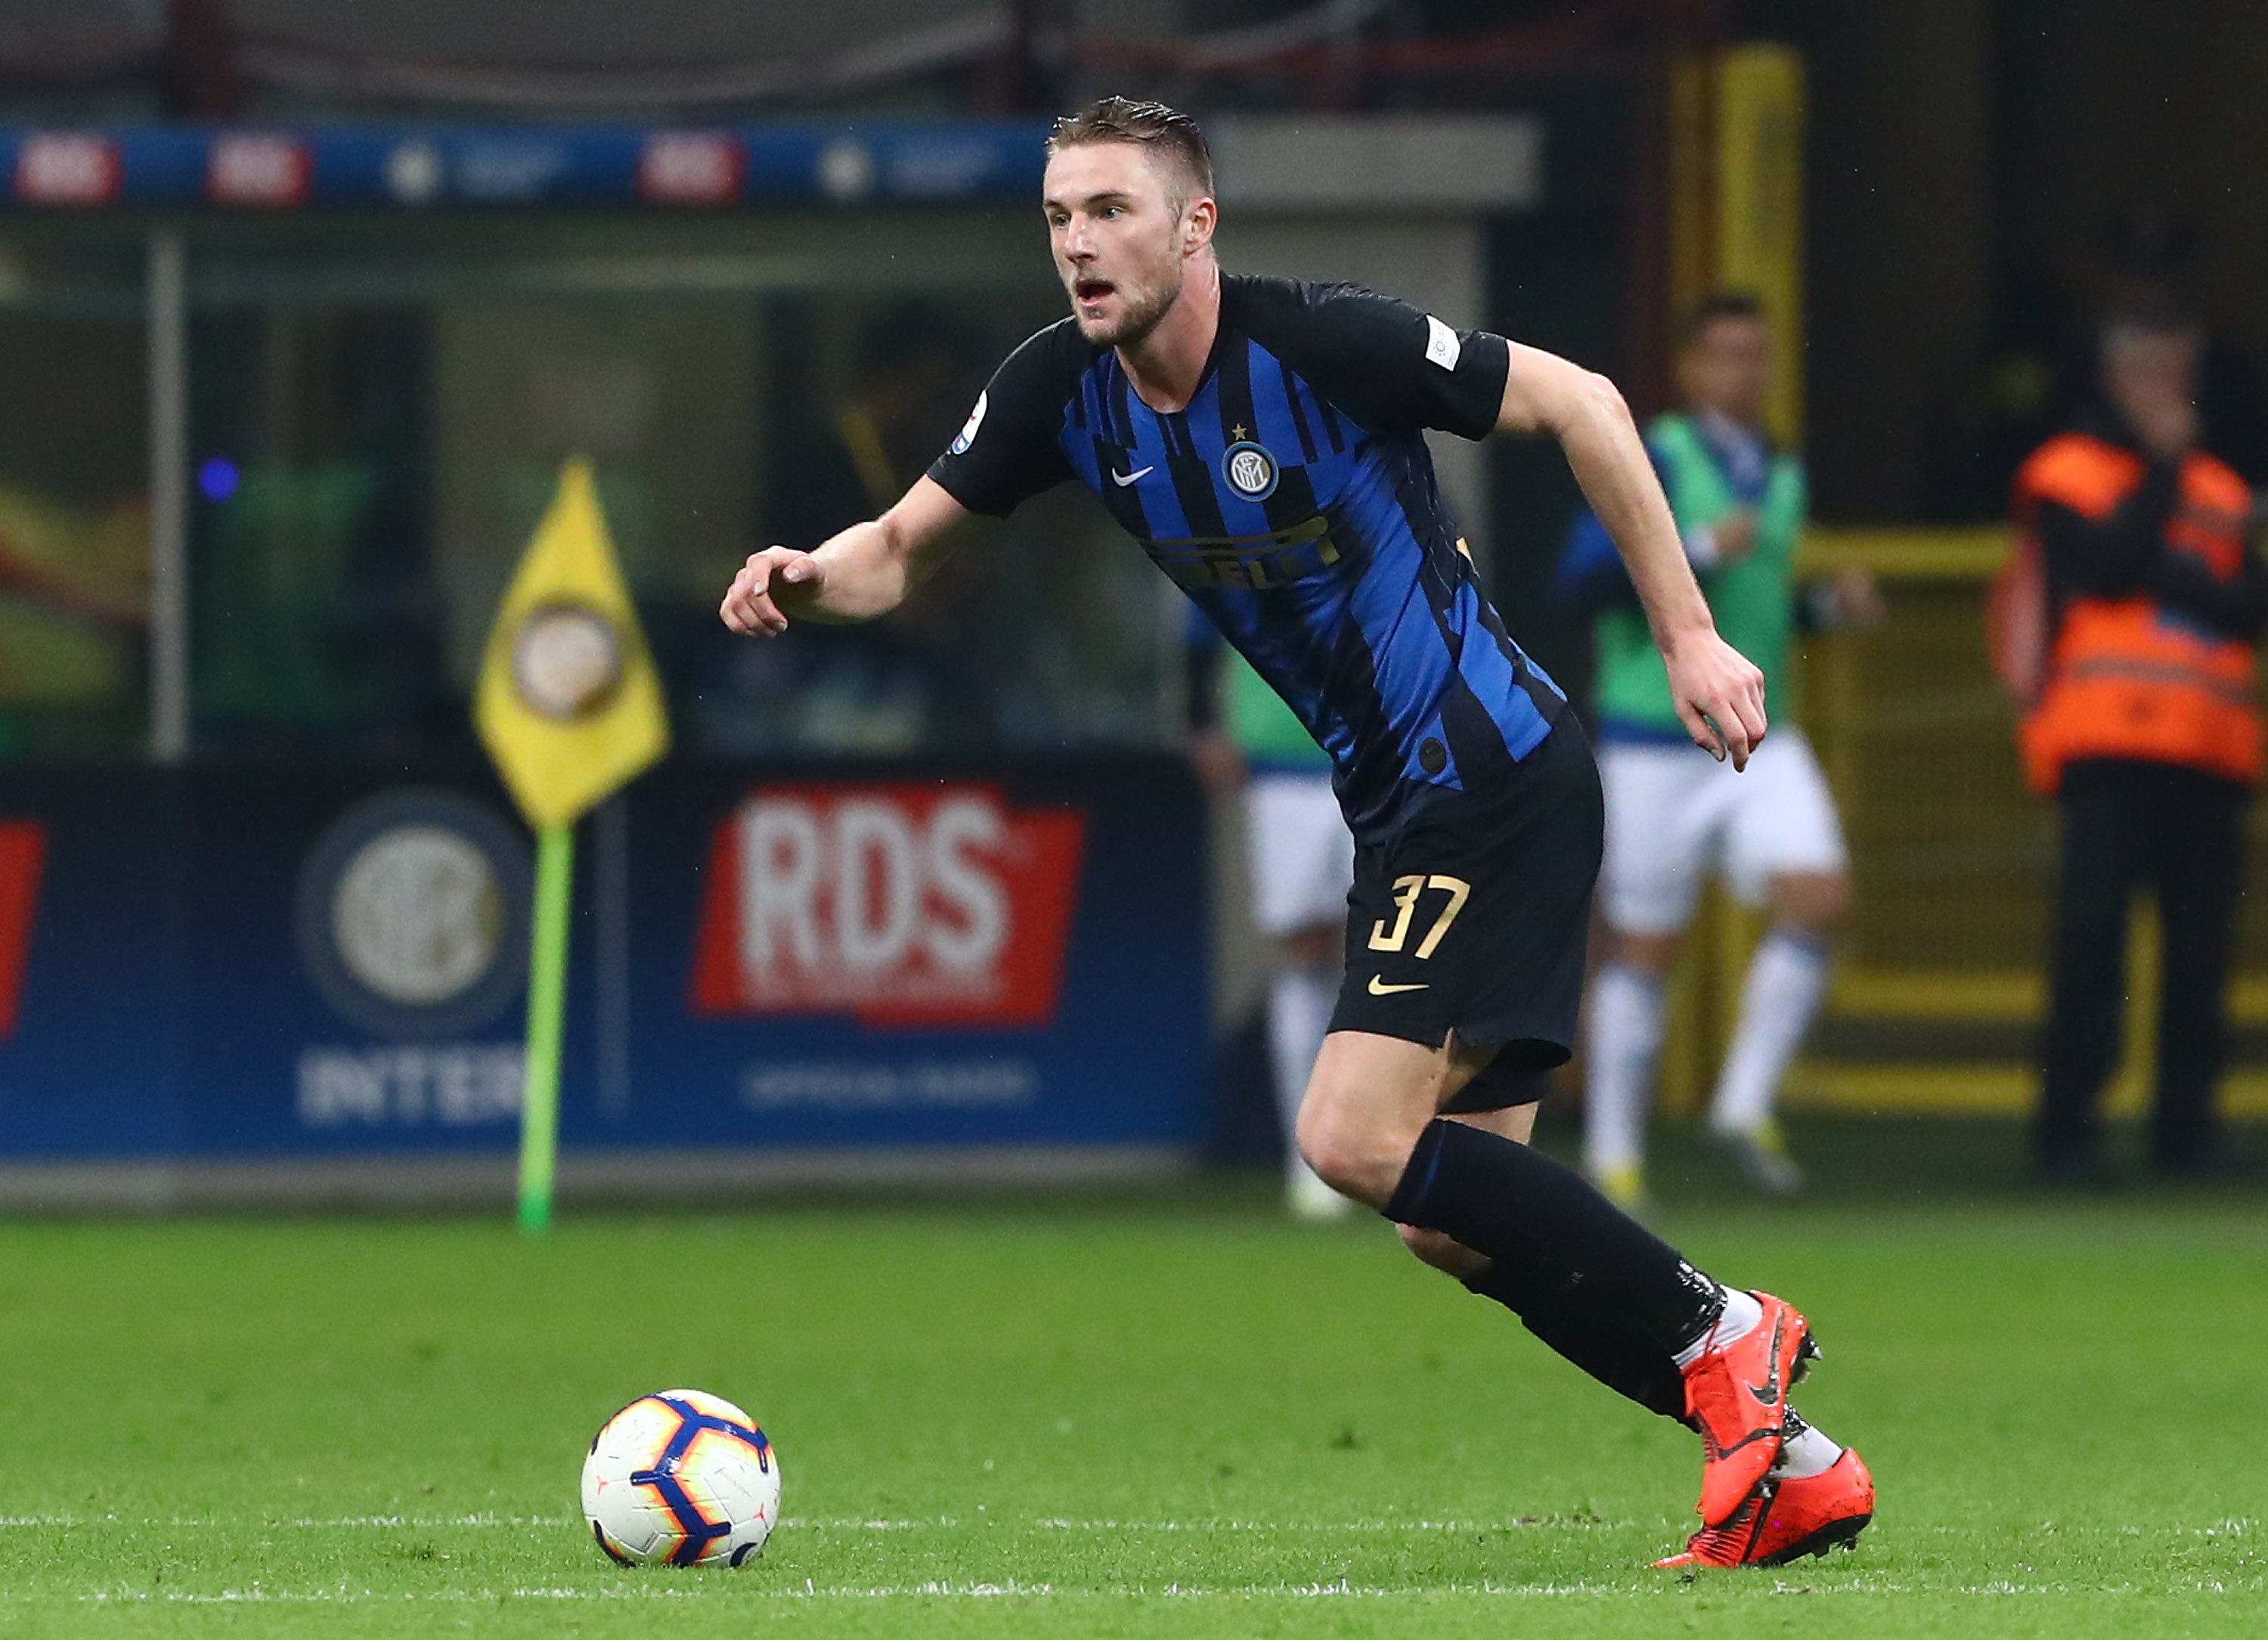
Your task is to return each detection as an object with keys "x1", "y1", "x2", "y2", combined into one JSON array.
[{"x1": 1046, "y1": 97, "x2": 1214, "y2": 213}]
